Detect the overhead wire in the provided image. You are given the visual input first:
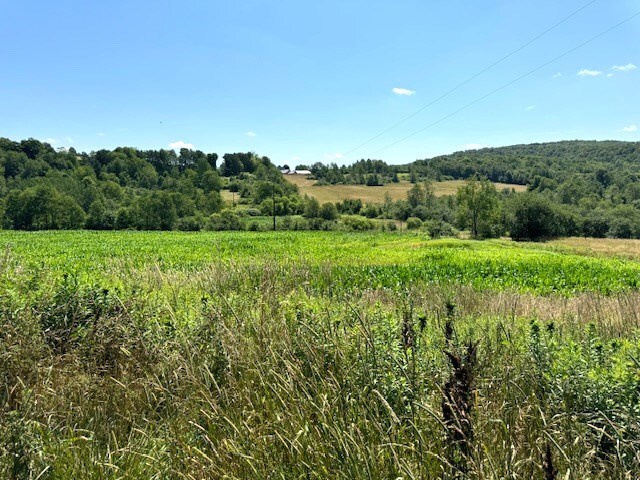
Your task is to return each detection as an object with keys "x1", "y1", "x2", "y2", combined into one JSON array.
[
  {"x1": 343, "y1": 0, "x2": 600, "y2": 157},
  {"x1": 372, "y1": 9, "x2": 640, "y2": 155}
]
